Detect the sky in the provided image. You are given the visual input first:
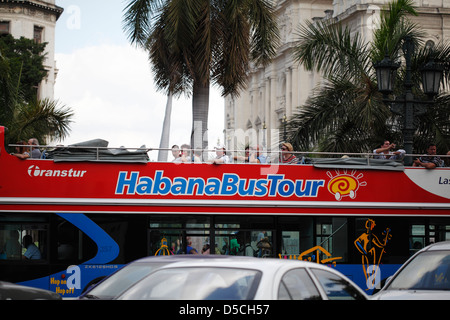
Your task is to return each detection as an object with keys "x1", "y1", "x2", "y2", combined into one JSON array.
[{"x1": 54, "y1": 0, "x2": 225, "y2": 159}]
